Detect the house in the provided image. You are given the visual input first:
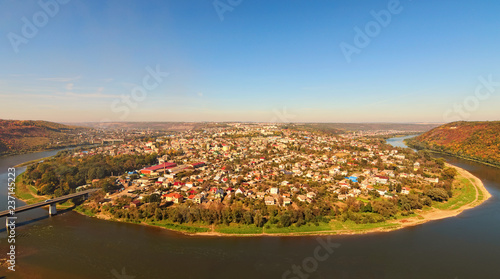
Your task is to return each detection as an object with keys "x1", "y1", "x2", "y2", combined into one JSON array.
[
  {"x1": 270, "y1": 187, "x2": 279, "y2": 195},
  {"x1": 193, "y1": 194, "x2": 205, "y2": 204},
  {"x1": 401, "y1": 187, "x2": 410, "y2": 195},
  {"x1": 297, "y1": 195, "x2": 307, "y2": 202},
  {"x1": 235, "y1": 187, "x2": 245, "y2": 196},
  {"x1": 282, "y1": 198, "x2": 292, "y2": 206},
  {"x1": 425, "y1": 177, "x2": 439, "y2": 183},
  {"x1": 414, "y1": 162, "x2": 420, "y2": 171},
  {"x1": 130, "y1": 200, "x2": 142, "y2": 207},
  {"x1": 215, "y1": 188, "x2": 225, "y2": 199},
  {"x1": 163, "y1": 193, "x2": 183, "y2": 203},
  {"x1": 264, "y1": 196, "x2": 275, "y2": 205},
  {"x1": 306, "y1": 192, "x2": 316, "y2": 199},
  {"x1": 375, "y1": 175, "x2": 389, "y2": 184}
]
